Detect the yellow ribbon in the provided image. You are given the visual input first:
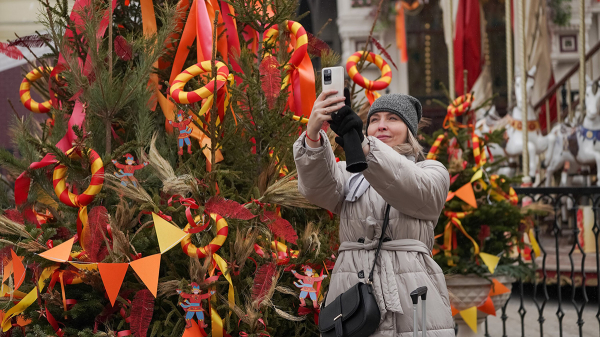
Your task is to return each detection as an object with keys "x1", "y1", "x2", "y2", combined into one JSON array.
[
  {"x1": 440, "y1": 211, "x2": 479, "y2": 266},
  {"x1": 2, "y1": 266, "x2": 58, "y2": 331},
  {"x1": 213, "y1": 253, "x2": 234, "y2": 316}
]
